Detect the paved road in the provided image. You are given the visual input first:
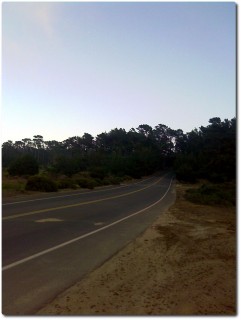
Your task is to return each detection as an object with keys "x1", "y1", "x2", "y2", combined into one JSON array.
[{"x1": 2, "y1": 172, "x2": 175, "y2": 315}]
